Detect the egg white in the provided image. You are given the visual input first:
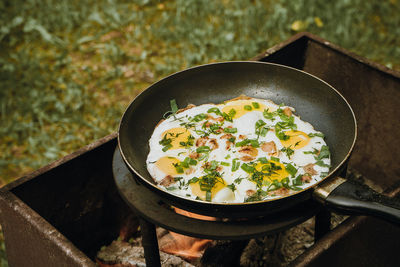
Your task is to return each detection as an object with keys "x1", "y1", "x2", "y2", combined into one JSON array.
[{"x1": 146, "y1": 98, "x2": 331, "y2": 203}]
